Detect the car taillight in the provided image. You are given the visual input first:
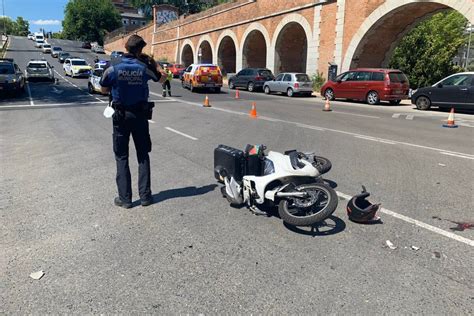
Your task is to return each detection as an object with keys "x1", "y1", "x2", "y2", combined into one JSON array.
[
  {"x1": 256, "y1": 76, "x2": 263, "y2": 81},
  {"x1": 294, "y1": 83, "x2": 300, "y2": 88}
]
